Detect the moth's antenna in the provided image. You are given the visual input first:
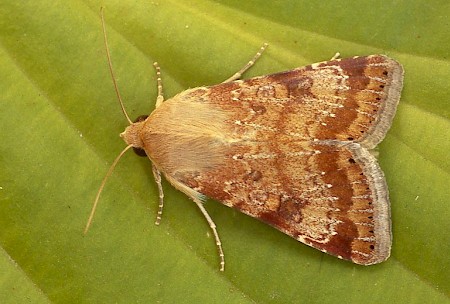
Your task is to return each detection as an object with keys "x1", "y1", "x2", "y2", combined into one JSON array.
[
  {"x1": 100, "y1": 7, "x2": 132, "y2": 125},
  {"x1": 85, "y1": 145, "x2": 133, "y2": 234}
]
